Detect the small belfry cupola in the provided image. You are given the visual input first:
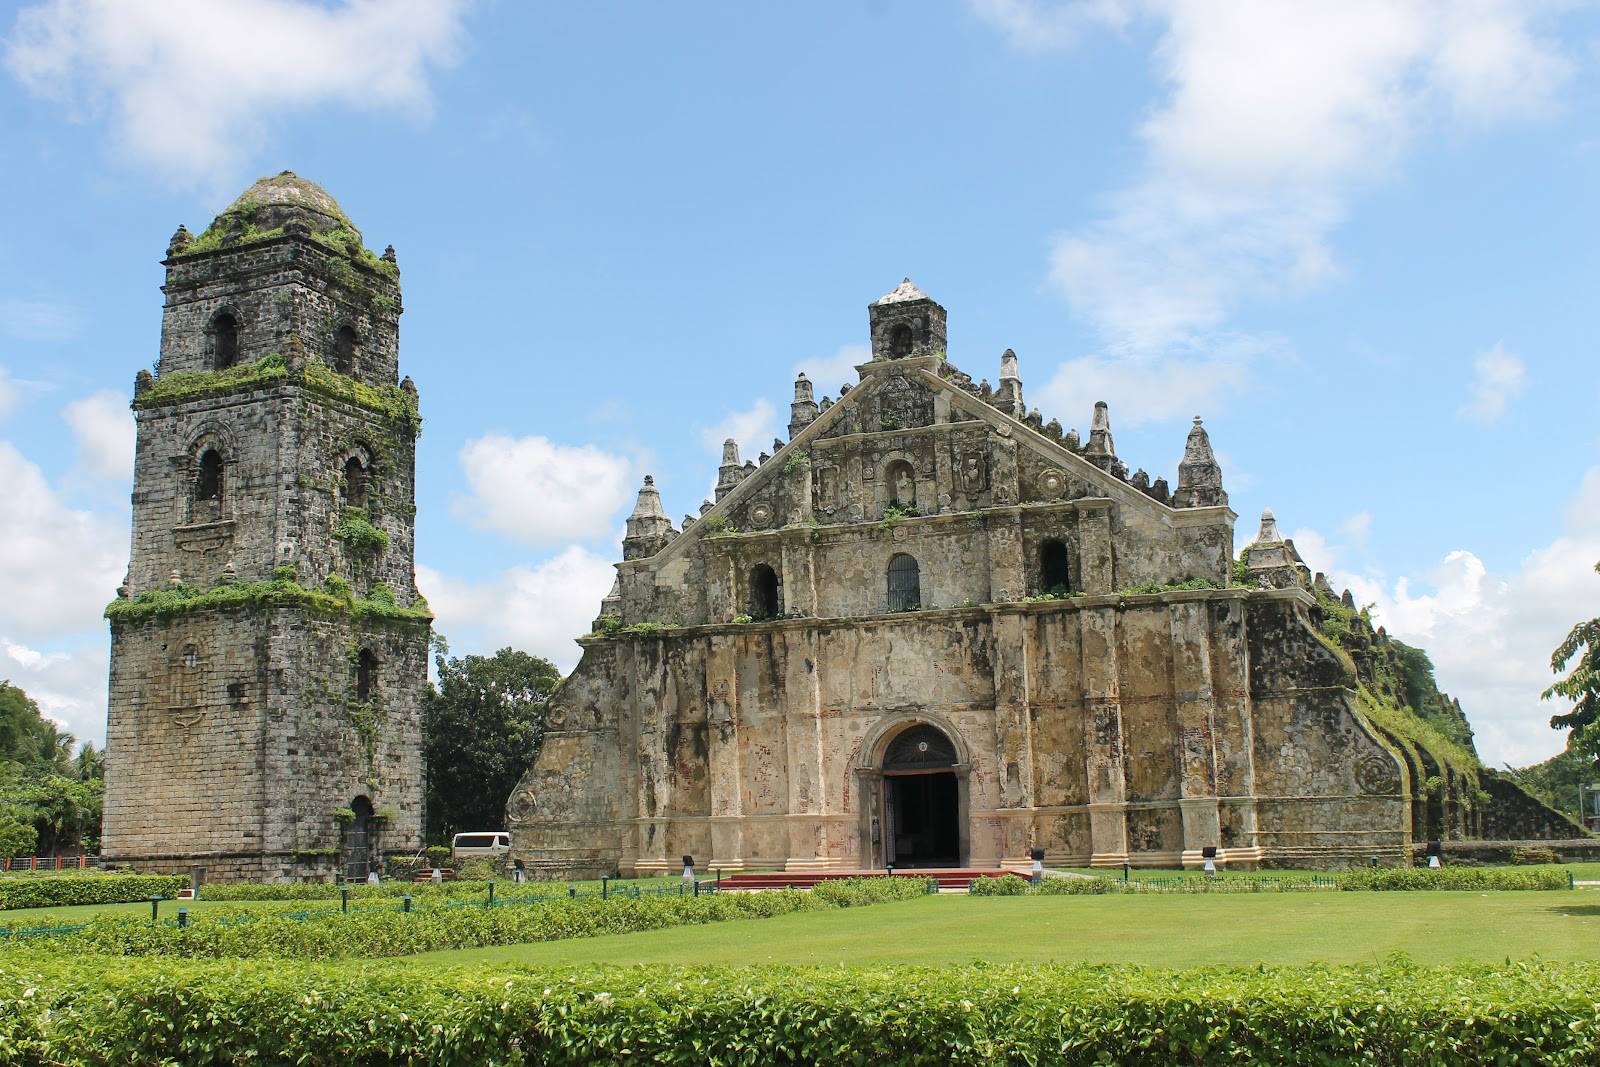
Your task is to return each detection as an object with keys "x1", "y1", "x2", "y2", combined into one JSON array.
[
  {"x1": 1171, "y1": 416, "x2": 1228, "y2": 508},
  {"x1": 623, "y1": 475, "x2": 676, "y2": 560},
  {"x1": 868, "y1": 278, "x2": 947, "y2": 361},
  {"x1": 1243, "y1": 508, "x2": 1311, "y2": 589}
]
